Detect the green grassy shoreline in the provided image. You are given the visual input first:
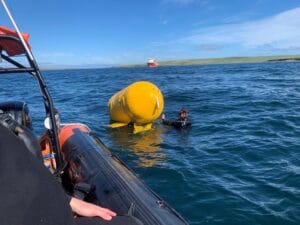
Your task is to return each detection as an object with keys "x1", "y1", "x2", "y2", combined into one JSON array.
[{"x1": 123, "y1": 55, "x2": 300, "y2": 67}]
